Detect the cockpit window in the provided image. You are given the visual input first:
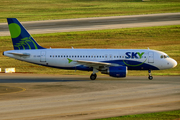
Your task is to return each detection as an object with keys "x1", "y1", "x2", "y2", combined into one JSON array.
[{"x1": 160, "y1": 55, "x2": 169, "y2": 59}]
